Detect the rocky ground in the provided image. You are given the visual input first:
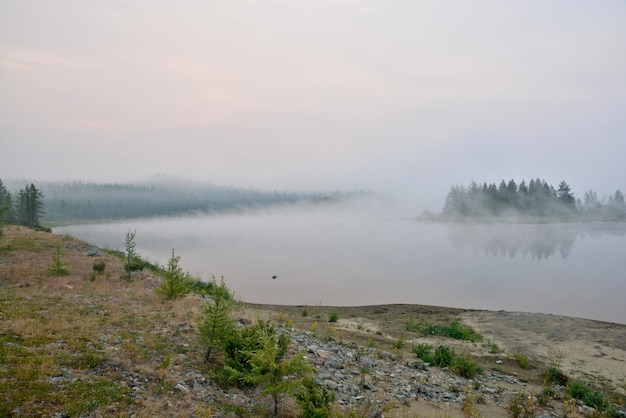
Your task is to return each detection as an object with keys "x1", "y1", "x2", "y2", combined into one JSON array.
[{"x1": 1, "y1": 226, "x2": 625, "y2": 417}]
